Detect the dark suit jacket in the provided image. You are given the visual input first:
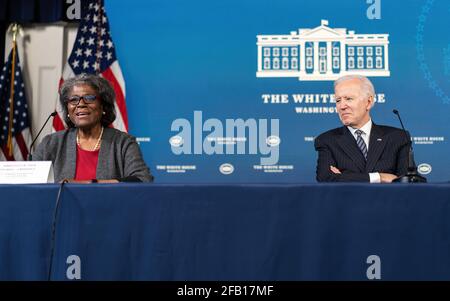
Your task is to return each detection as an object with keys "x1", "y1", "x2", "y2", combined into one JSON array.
[{"x1": 314, "y1": 123, "x2": 411, "y2": 182}]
